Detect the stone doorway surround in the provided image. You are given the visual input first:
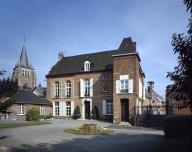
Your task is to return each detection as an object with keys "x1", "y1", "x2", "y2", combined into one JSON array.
[{"x1": 81, "y1": 98, "x2": 92, "y2": 119}]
